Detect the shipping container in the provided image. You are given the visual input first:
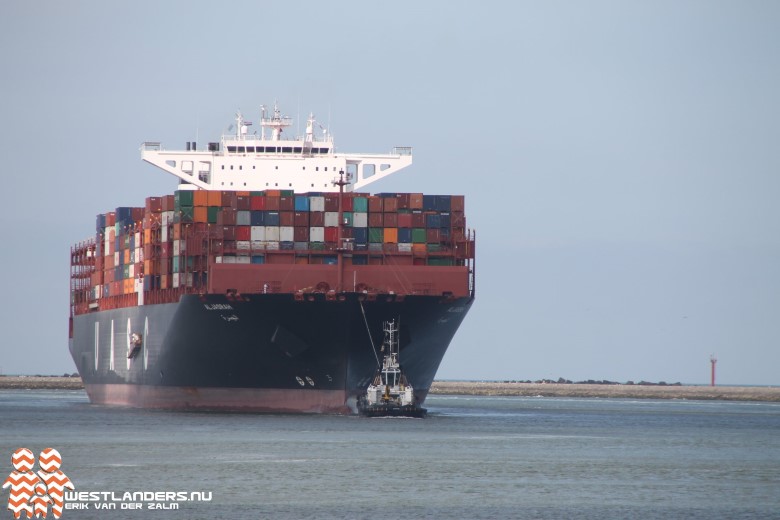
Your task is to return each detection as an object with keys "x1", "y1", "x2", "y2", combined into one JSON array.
[
  {"x1": 310, "y1": 227, "x2": 325, "y2": 242},
  {"x1": 294, "y1": 196, "x2": 310, "y2": 211},
  {"x1": 368, "y1": 228, "x2": 384, "y2": 243},
  {"x1": 353, "y1": 212, "x2": 368, "y2": 228},
  {"x1": 384, "y1": 228, "x2": 398, "y2": 243},
  {"x1": 353, "y1": 196, "x2": 368, "y2": 212},
  {"x1": 293, "y1": 226, "x2": 309, "y2": 242}
]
